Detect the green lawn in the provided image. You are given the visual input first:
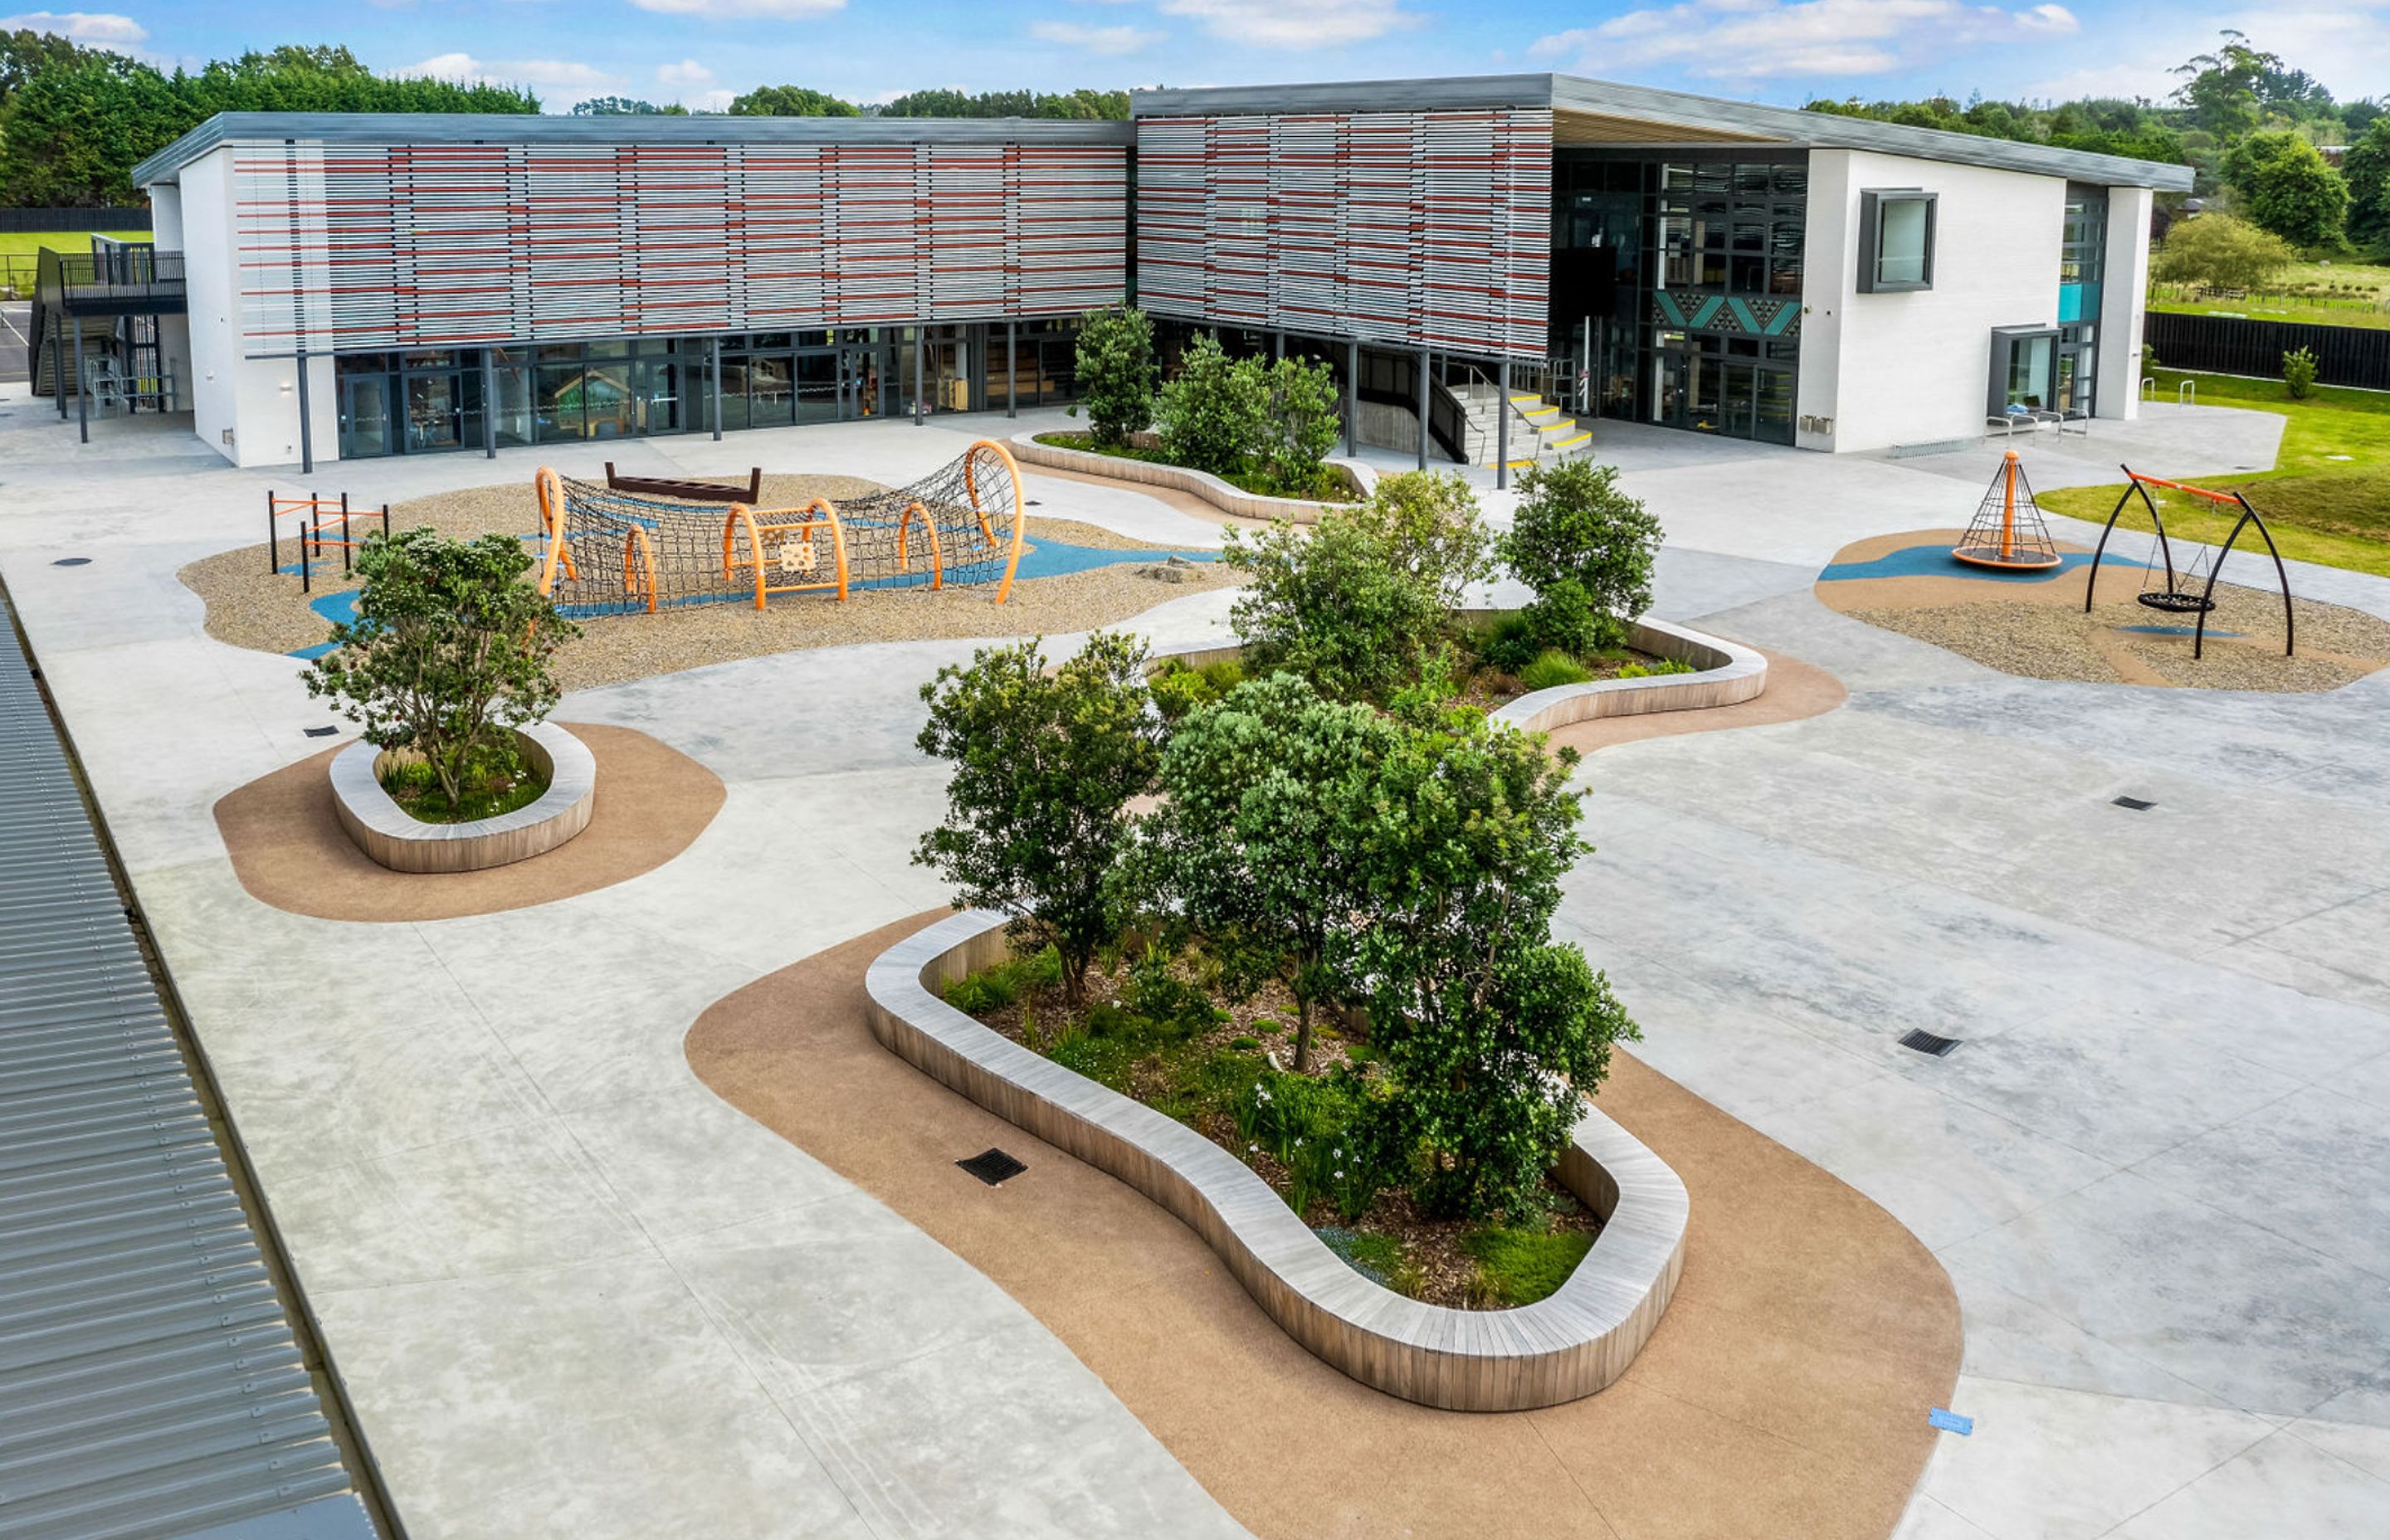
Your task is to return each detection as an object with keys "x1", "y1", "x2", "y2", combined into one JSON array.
[
  {"x1": 0, "y1": 230, "x2": 150, "y2": 260},
  {"x1": 2148, "y1": 260, "x2": 2390, "y2": 331},
  {"x1": 2040, "y1": 368, "x2": 2390, "y2": 578}
]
